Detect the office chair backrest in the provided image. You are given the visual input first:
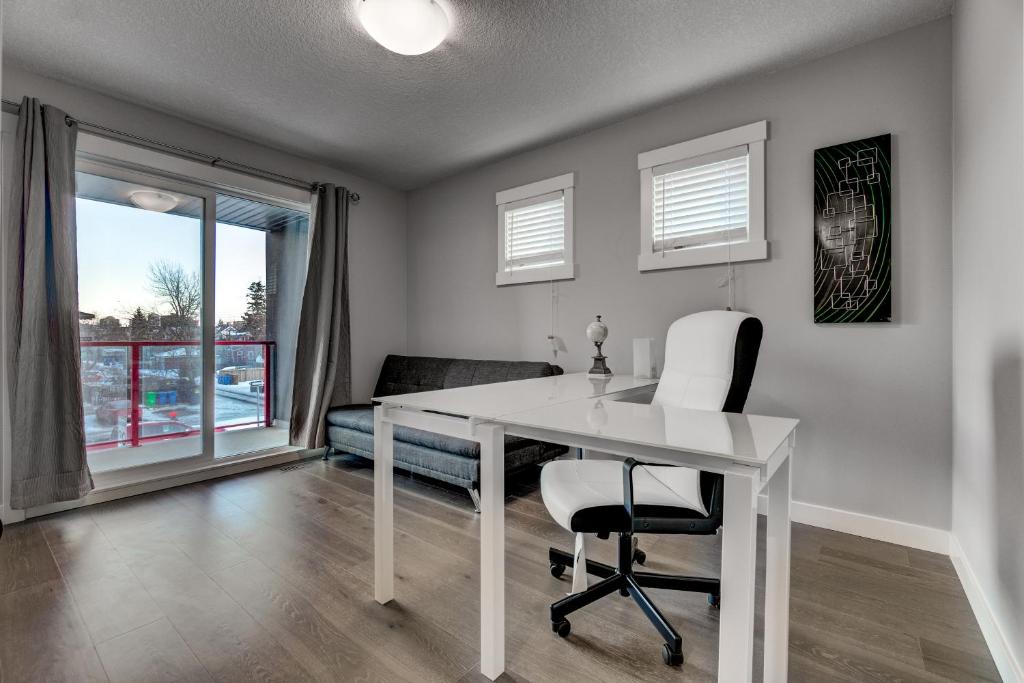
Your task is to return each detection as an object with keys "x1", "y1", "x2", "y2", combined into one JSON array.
[
  {"x1": 653, "y1": 310, "x2": 763, "y2": 522},
  {"x1": 653, "y1": 310, "x2": 762, "y2": 412}
]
